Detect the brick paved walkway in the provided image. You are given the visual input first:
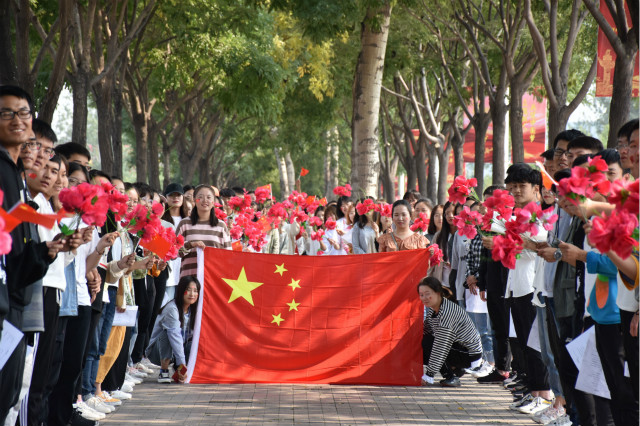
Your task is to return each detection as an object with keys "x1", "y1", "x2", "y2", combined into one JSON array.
[{"x1": 102, "y1": 373, "x2": 538, "y2": 425}]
